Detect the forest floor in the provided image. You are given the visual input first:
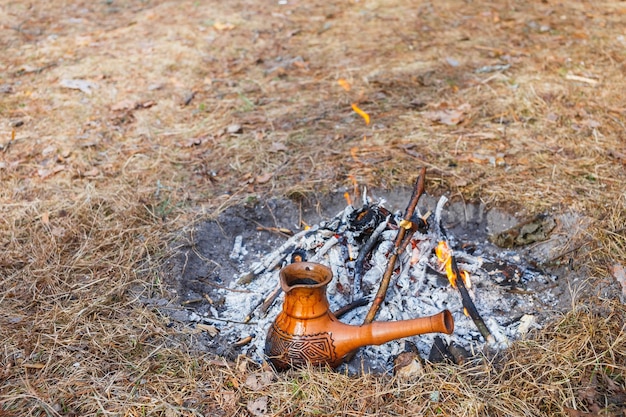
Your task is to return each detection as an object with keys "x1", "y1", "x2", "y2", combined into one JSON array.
[{"x1": 1, "y1": 0, "x2": 625, "y2": 416}]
